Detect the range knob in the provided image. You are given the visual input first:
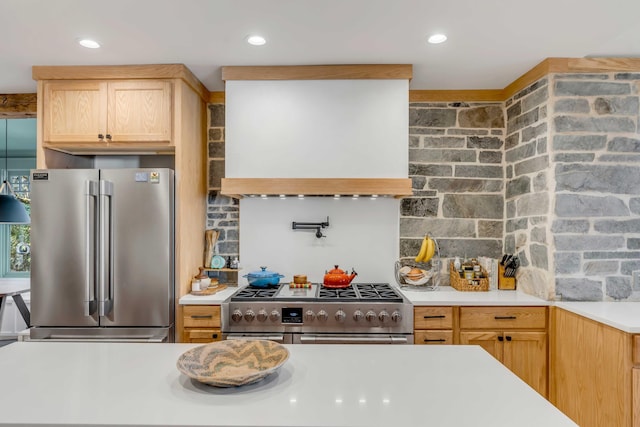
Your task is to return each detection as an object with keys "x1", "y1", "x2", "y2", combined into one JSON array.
[
  {"x1": 335, "y1": 309, "x2": 346, "y2": 322},
  {"x1": 378, "y1": 310, "x2": 390, "y2": 324},
  {"x1": 391, "y1": 310, "x2": 403, "y2": 323},
  {"x1": 353, "y1": 310, "x2": 364, "y2": 322},
  {"x1": 269, "y1": 310, "x2": 280, "y2": 322},
  {"x1": 365, "y1": 310, "x2": 377, "y2": 322},
  {"x1": 231, "y1": 309, "x2": 243, "y2": 322},
  {"x1": 244, "y1": 309, "x2": 256, "y2": 322},
  {"x1": 317, "y1": 310, "x2": 329, "y2": 322},
  {"x1": 304, "y1": 310, "x2": 315, "y2": 321},
  {"x1": 257, "y1": 309, "x2": 268, "y2": 322}
]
